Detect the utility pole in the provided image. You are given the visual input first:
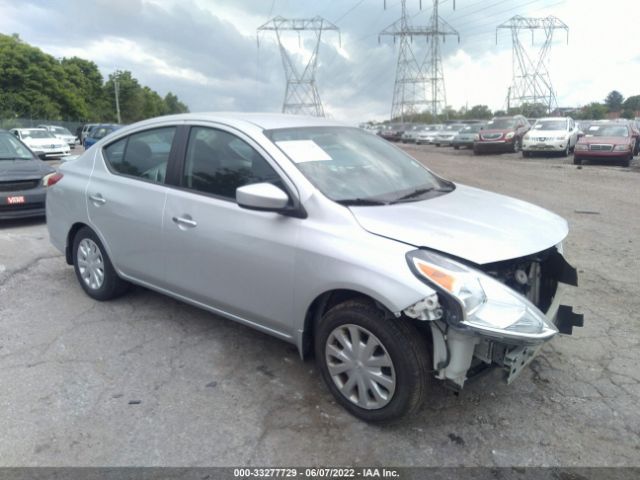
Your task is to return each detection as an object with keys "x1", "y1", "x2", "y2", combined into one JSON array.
[
  {"x1": 257, "y1": 16, "x2": 340, "y2": 117},
  {"x1": 113, "y1": 75, "x2": 122, "y2": 124},
  {"x1": 497, "y1": 16, "x2": 568, "y2": 114},
  {"x1": 380, "y1": 0, "x2": 458, "y2": 121}
]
